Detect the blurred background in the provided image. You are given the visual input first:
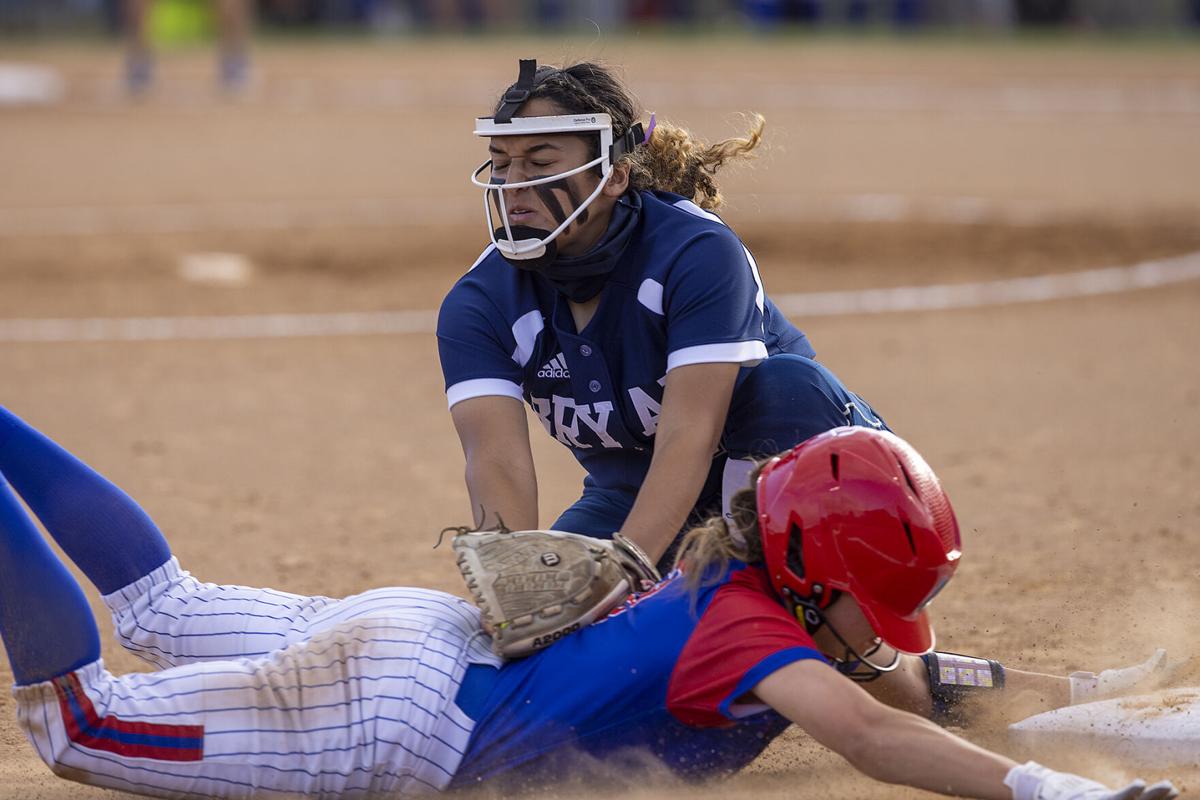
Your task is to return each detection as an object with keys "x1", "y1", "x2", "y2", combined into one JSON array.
[
  {"x1": 4, "y1": 0, "x2": 1200, "y2": 35},
  {"x1": 2, "y1": 3, "x2": 1199, "y2": 798}
]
